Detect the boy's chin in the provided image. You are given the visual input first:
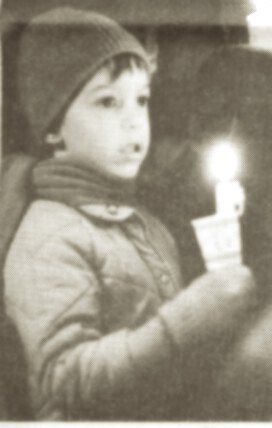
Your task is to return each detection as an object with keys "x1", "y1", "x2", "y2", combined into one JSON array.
[
  {"x1": 105, "y1": 164, "x2": 143, "y2": 181},
  {"x1": 109, "y1": 168, "x2": 140, "y2": 181}
]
